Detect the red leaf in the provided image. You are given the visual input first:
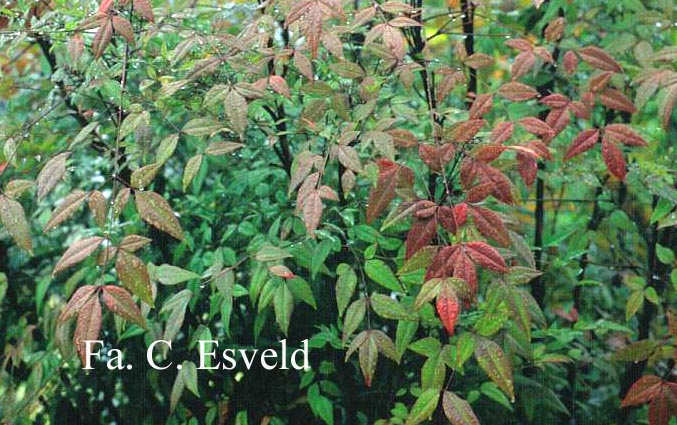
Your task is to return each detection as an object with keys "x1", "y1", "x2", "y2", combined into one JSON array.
[
  {"x1": 465, "y1": 241, "x2": 508, "y2": 273},
  {"x1": 454, "y1": 203, "x2": 468, "y2": 226},
  {"x1": 469, "y1": 206, "x2": 510, "y2": 247},
  {"x1": 517, "y1": 152, "x2": 538, "y2": 186},
  {"x1": 565, "y1": 129, "x2": 599, "y2": 160},
  {"x1": 302, "y1": 191, "x2": 324, "y2": 237},
  {"x1": 577, "y1": 46, "x2": 622, "y2": 73},
  {"x1": 426, "y1": 246, "x2": 459, "y2": 281},
  {"x1": 466, "y1": 182, "x2": 494, "y2": 203},
  {"x1": 545, "y1": 107, "x2": 571, "y2": 136},
  {"x1": 437, "y1": 206, "x2": 457, "y2": 234},
  {"x1": 540, "y1": 94, "x2": 570, "y2": 108},
  {"x1": 269, "y1": 75, "x2": 291, "y2": 98},
  {"x1": 491, "y1": 122, "x2": 514, "y2": 144},
  {"x1": 101, "y1": 285, "x2": 146, "y2": 328},
  {"x1": 604, "y1": 124, "x2": 648, "y2": 147},
  {"x1": 601, "y1": 137, "x2": 627, "y2": 181},
  {"x1": 525, "y1": 140, "x2": 553, "y2": 160},
  {"x1": 562, "y1": 51, "x2": 578, "y2": 74},
  {"x1": 92, "y1": 18, "x2": 113, "y2": 58},
  {"x1": 469, "y1": 94, "x2": 494, "y2": 119},
  {"x1": 112, "y1": 16, "x2": 134, "y2": 44},
  {"x1": 484, "y1": 167, "x2": 515, "y2": 205},
  {"x1": 419, "y1": 144, "x2": 456, "y2": 173},
  {"x1": 600, "y1": 89, "x2": 637, "y2": 114},
  {"x1": 518, "y1": 117, "x2": 554, "y2": 142},
  {"x1": 98, "y1": 0, "x2": 113, "y2": 14},
  {"x1": 622, "y1": 376, "x2": 663, "y2": 407},
  {"x1": 474, "y1": 145, "x2": 506, "y2": 163},
  {"x1": 544, "y1": 17, "x2": 565, "y2": 42},
  {"x1": 648, "y1": 384, "x2": 677, "y2": 425},
  {"x1": 74, "y1": 294, "x2": 102, "y2": 365},
  {"x1": 436, "y1": 284, "x2": 460, "y2": 335},
  {"x1": 133, "y1": 0, "x2": 154, "y2": 22},
  {"x1": 406, "y1": 217, "x2": 437, "y2": 260},
  {"x1": 511, "y1": 51, "x2": 535, "y2": 81},
  {"x1": 589, "y1": 71, "x2": 613, "y2": 93},
  {"x1": 59, "y1": 285, "x2": 99, "y2": 323},
  {"x1": 568, "y1": 101, "x2": 590, "y2": 120},
  {"x1": 368, "y1": 160, "x2": 398, "y2": 221},
  {"x1": 498, "y1": 82, "x2": 539, "y2": 101},
  {"x1": 453, "y1": 119, "x2": 486, "y2": 143},
  {"x1": 504, "y1": 38, "x2": 533, "y2": 51},
  {"x1": 453, "y1": 250, "x2": 478, "y2": 294}
]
